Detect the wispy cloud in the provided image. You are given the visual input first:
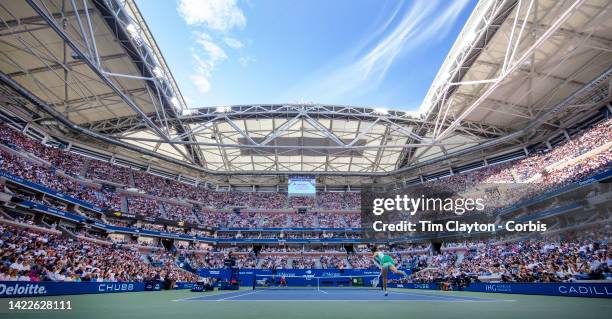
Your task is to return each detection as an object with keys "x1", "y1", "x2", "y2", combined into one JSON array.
[
  {"x1": 190, "y1": 32, "x2": 228, "y2": 93},
  {"x1": 283, "y1": 0, "x2": 470, "y2": 104},
  {"x1": 177, "y1": 0, "x2": 248, "y2": 94},
  {"x1": 224, "y1": 37, "x2": 244, "y2": 49},
  {"x1": 196, "y1": 32, "x2": 228, "y2": 63},
  {"x1": 178, "y1": 0, "x2": 246, "y2": 31}
]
